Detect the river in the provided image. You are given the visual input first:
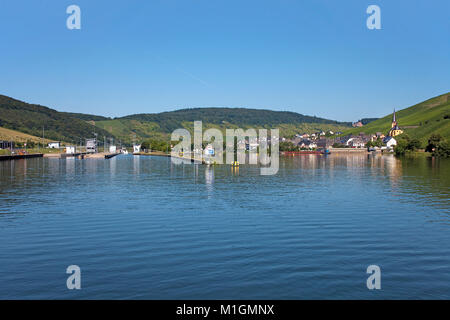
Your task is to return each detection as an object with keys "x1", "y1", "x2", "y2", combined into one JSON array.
[{"x1": 0, "y1": 154, "x2": 449, "y2": 299}]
